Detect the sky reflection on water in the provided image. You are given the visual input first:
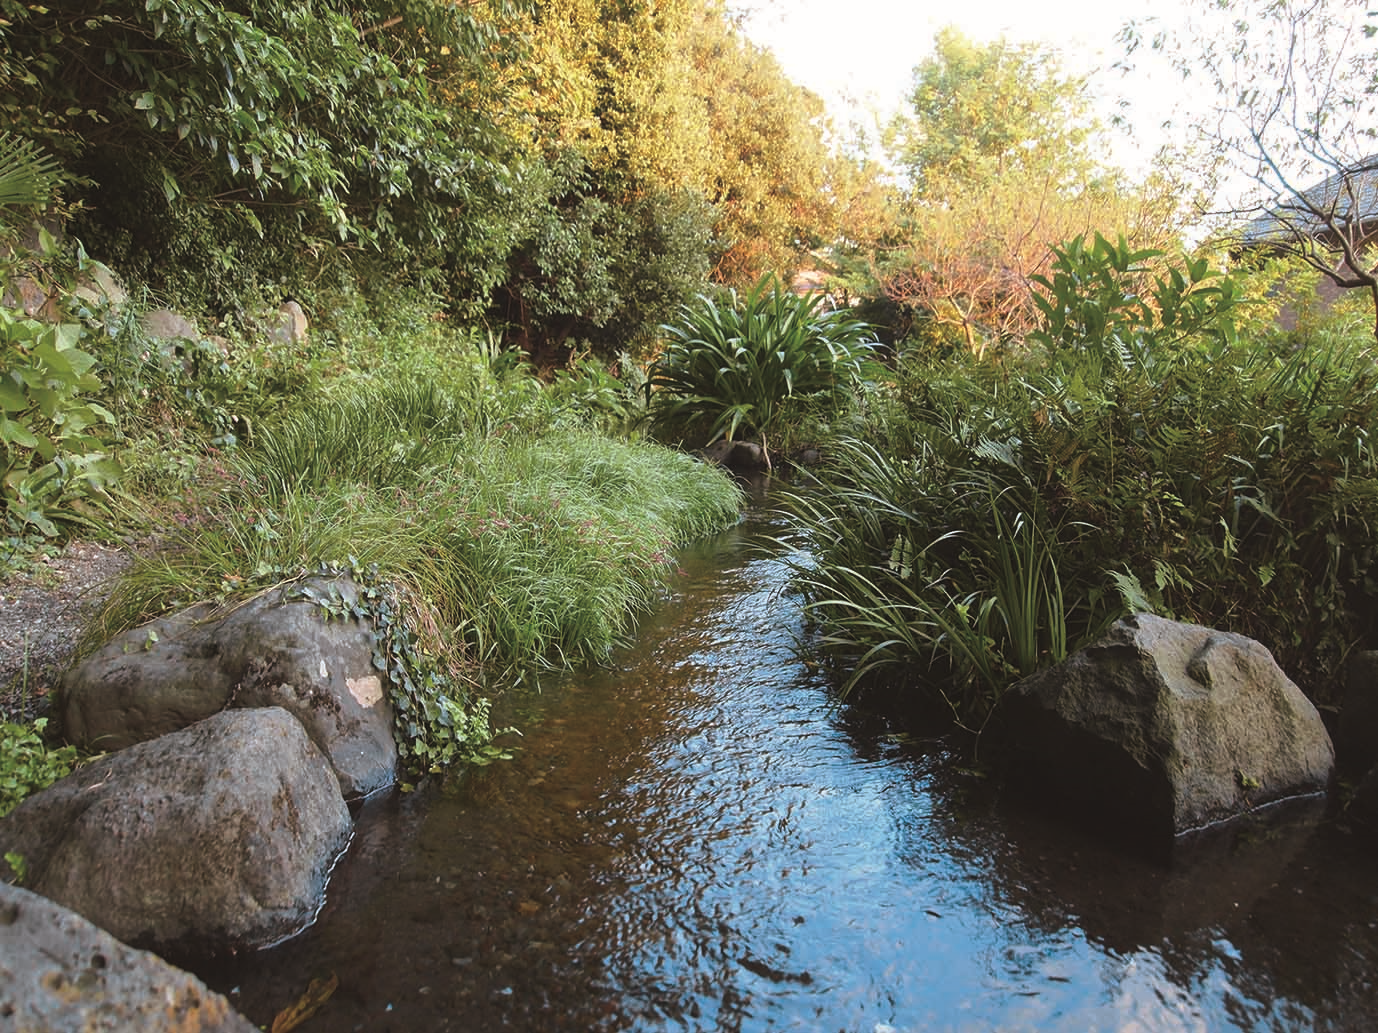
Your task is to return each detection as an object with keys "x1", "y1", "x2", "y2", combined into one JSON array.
[{"x1": 204, "y1": 505, "x2": 1377, "y2": 1032}]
